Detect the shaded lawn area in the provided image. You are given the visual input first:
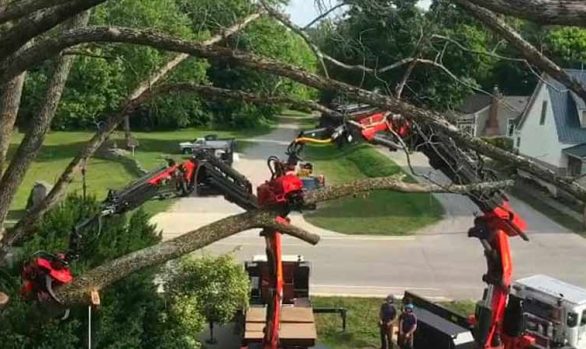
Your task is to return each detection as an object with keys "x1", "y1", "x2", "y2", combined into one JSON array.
[
  {"x1": 6, "y1": 126, "x2": 272, "y2": 219},
  {"x1": 313, "y1": 296, "x2": 476, "y2": 349},
  {"x1": 303, "y1": 143, "x2": 443, "y2": 235},
  {"x1": 281, "y1": 109, "x2": 319, "y2": 129}
]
